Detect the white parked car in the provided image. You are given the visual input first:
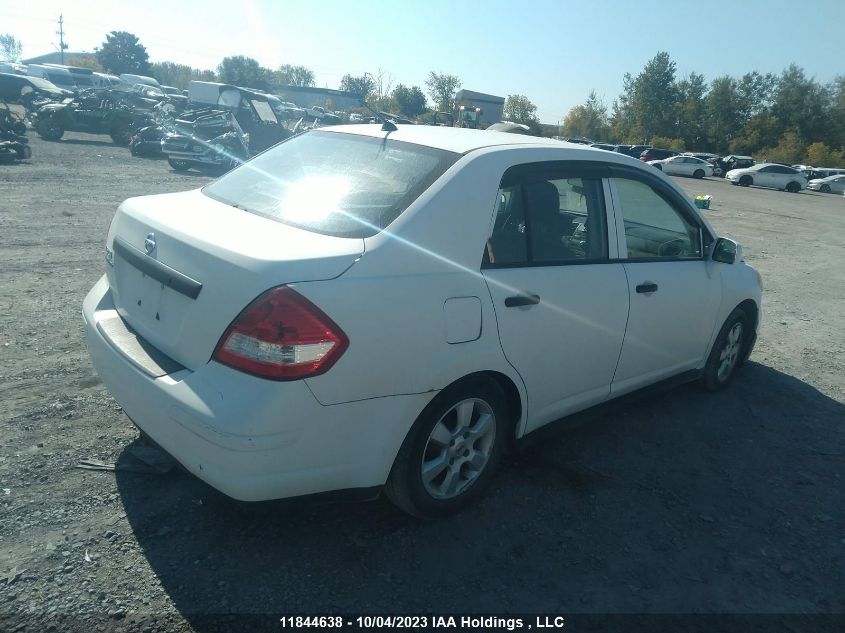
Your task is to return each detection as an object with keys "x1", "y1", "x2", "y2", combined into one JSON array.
[
  {"x1": 726, "y1": 163, "x2": 807, "y2": 192},
  {"x1": 648, "y1": 155, "x2": 714, "y2": 178},
  {"x1": 83, "y1": 127, "x2": 762, "y2": 517},
  {"x1": 807, "y1": 174, "x2": 845, "y2": 194}
]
